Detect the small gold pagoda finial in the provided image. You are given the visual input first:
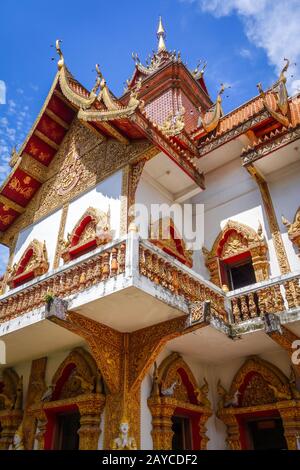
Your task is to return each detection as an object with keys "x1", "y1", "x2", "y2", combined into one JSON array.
[{"x1": 157, "y1": 16, "x2": 167, "y2": 52}]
